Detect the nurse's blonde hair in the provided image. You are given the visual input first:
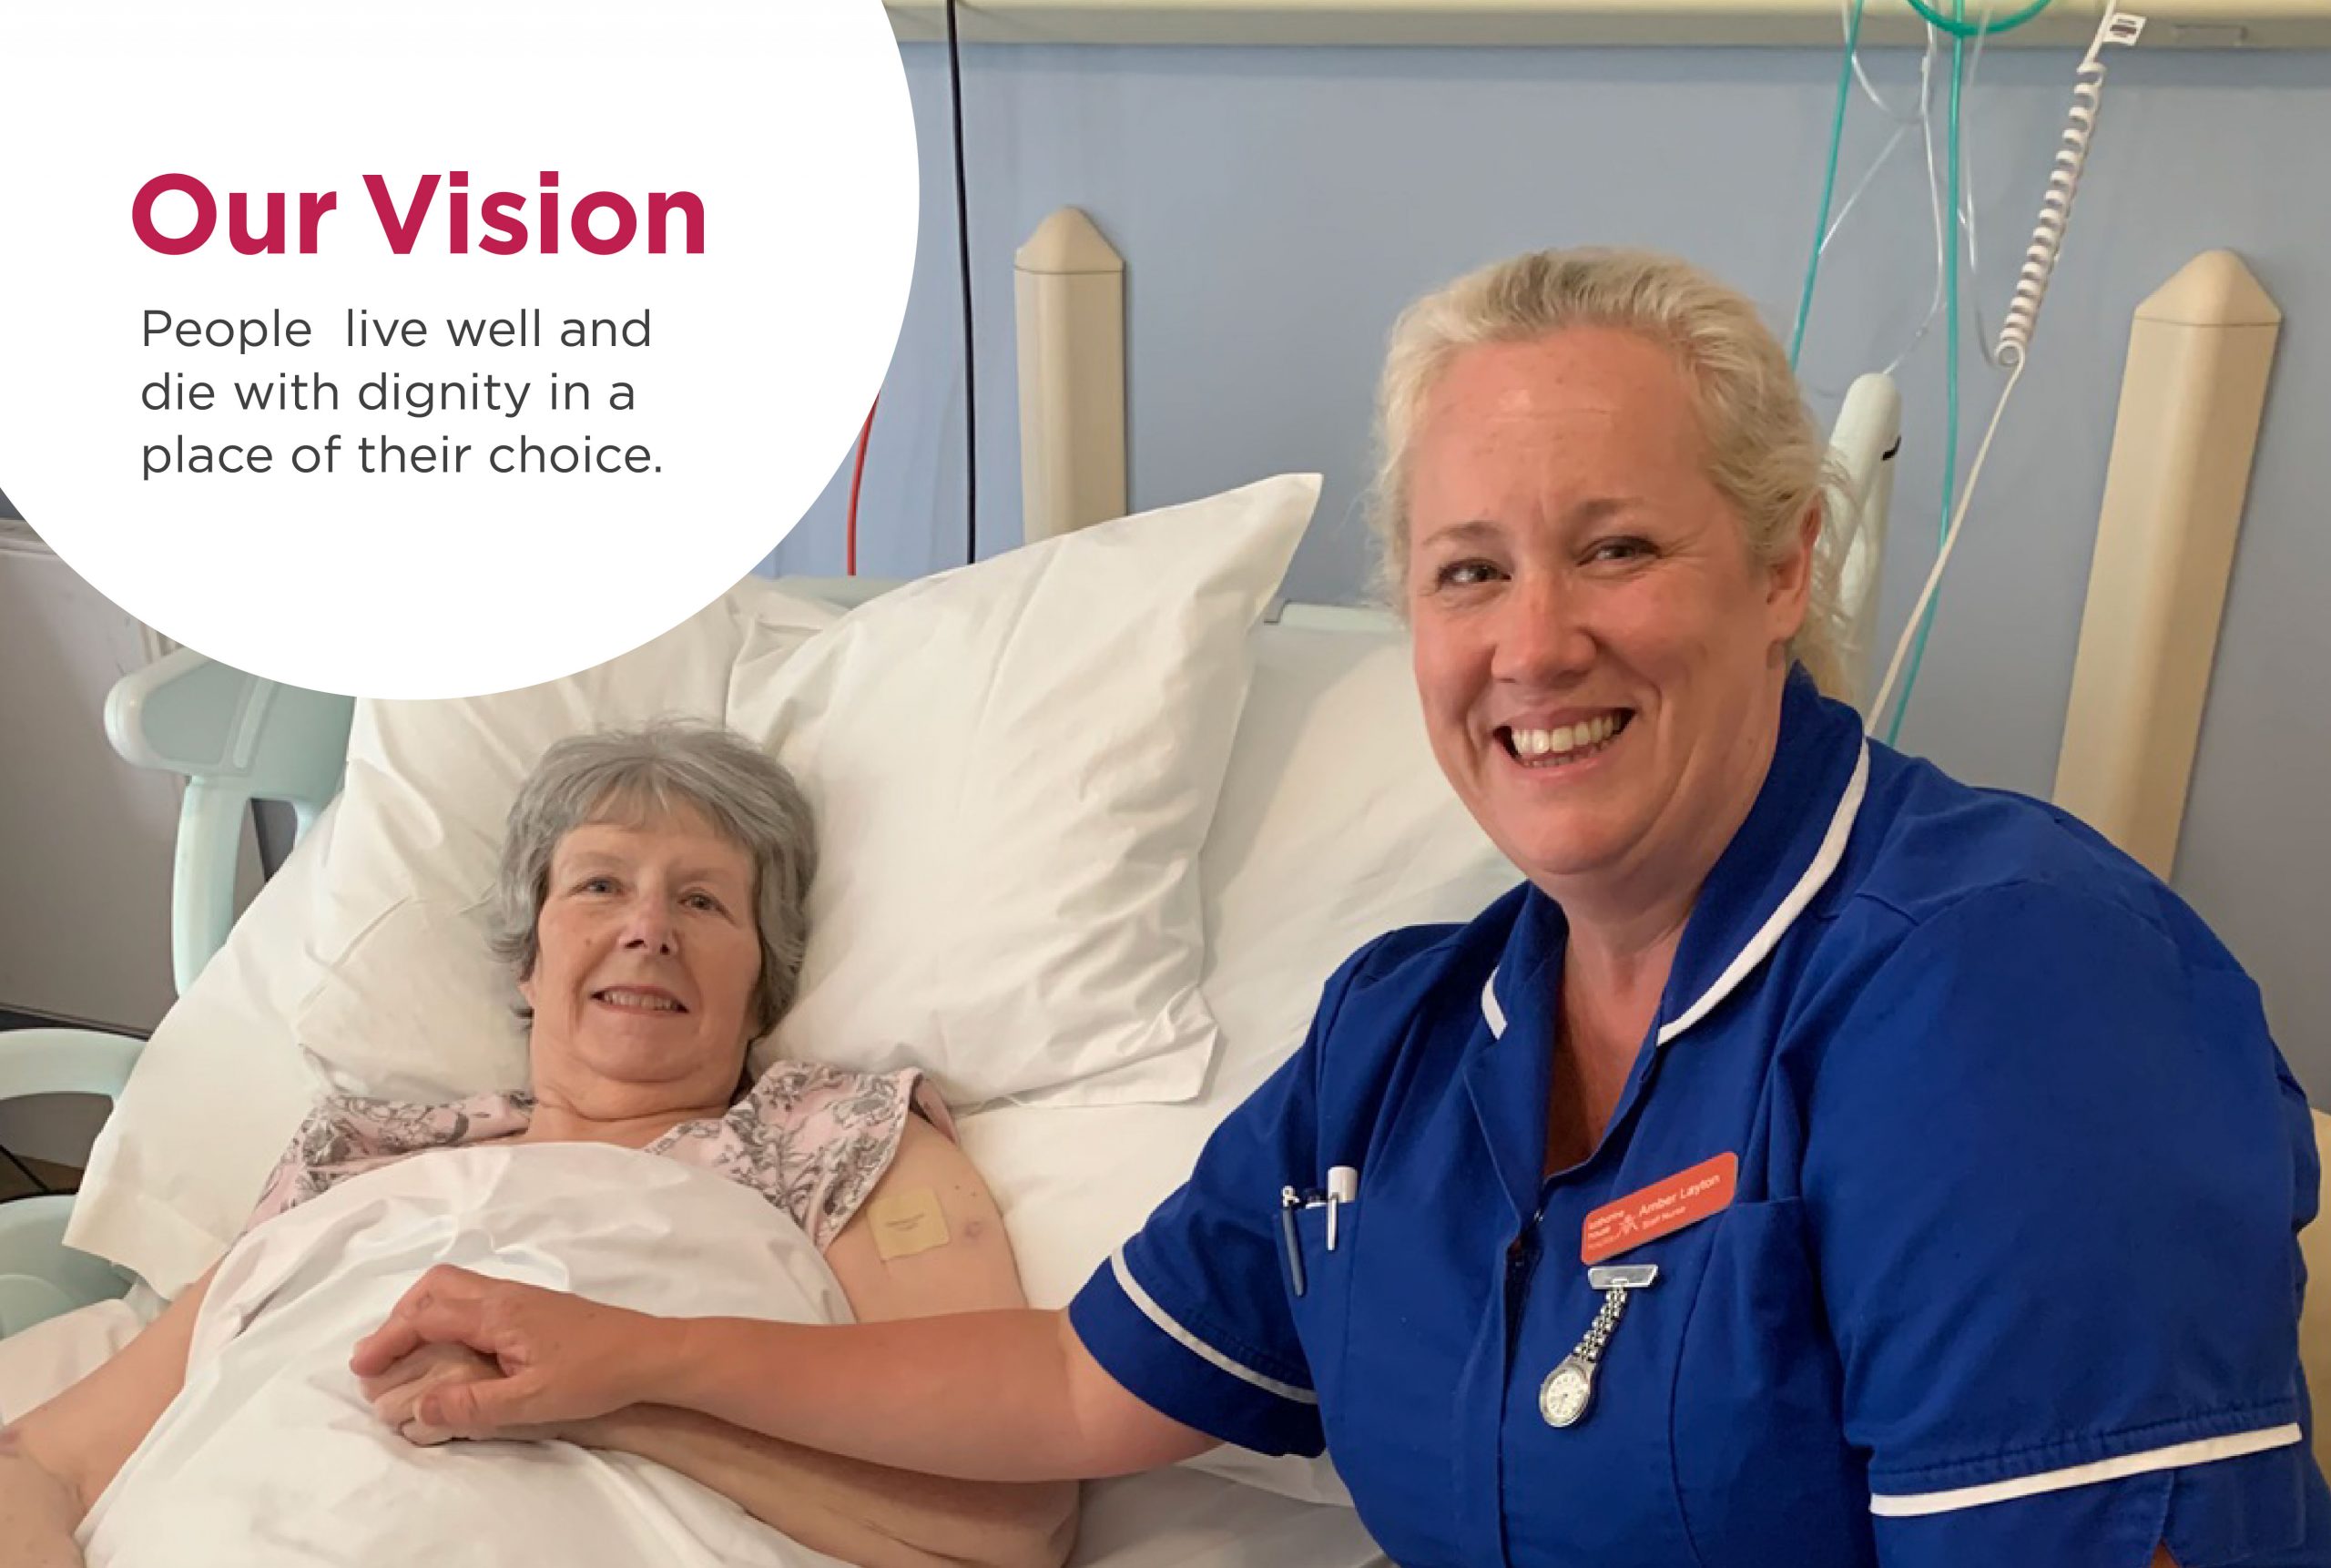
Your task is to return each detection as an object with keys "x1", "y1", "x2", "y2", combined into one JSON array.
[{"x1": 1368, "y1": 247, "x2": 1854, "y2": 700}]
